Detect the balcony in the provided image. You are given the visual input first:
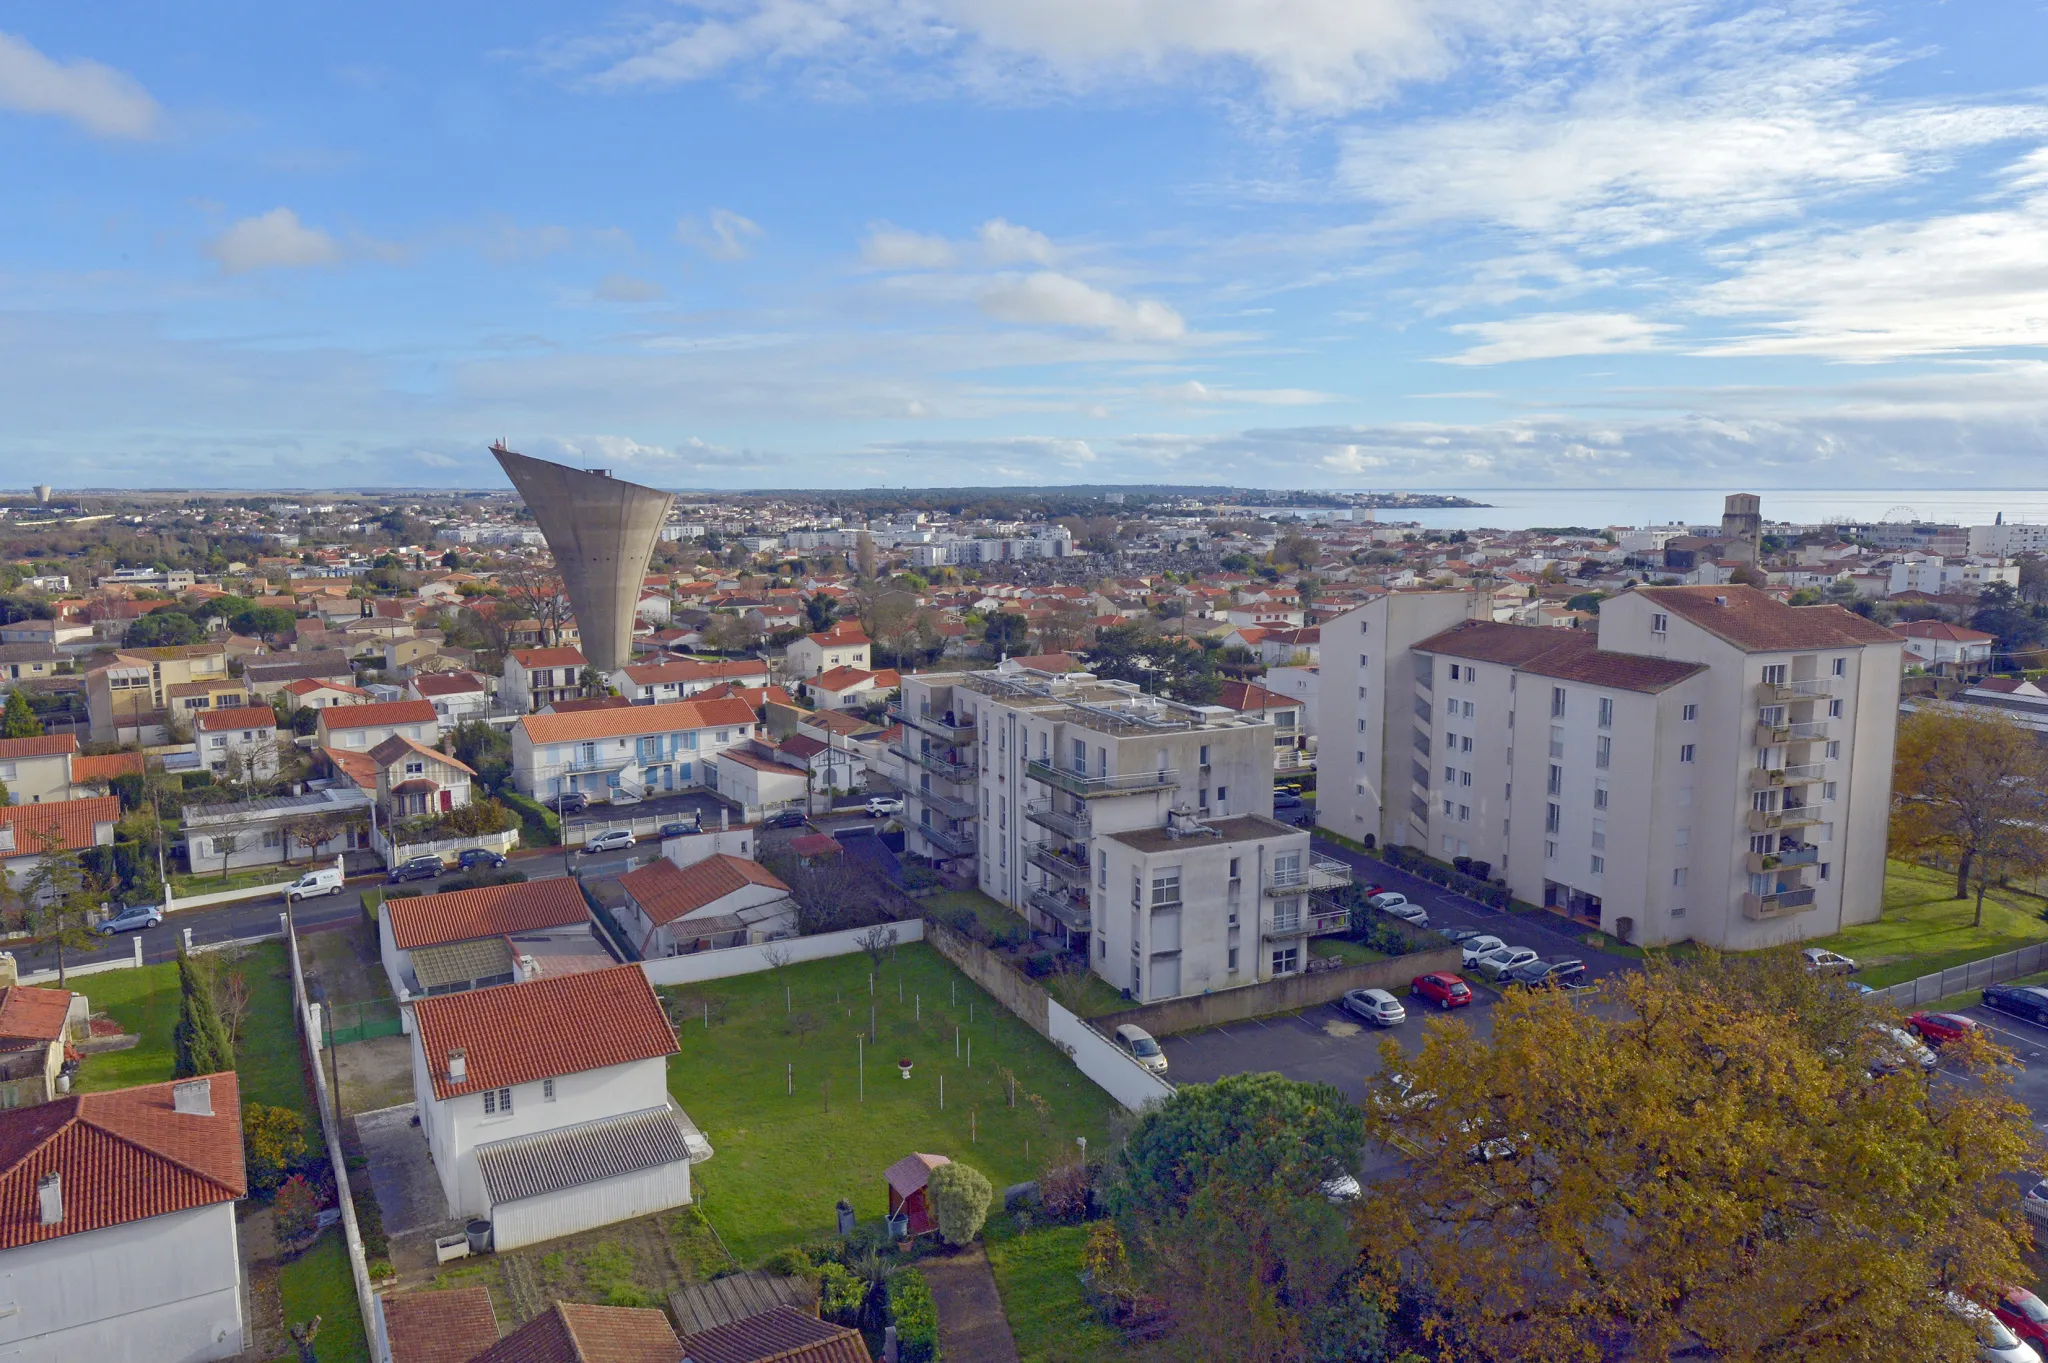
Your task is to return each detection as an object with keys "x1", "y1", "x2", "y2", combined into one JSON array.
[
  {"x1": 560, "y1": 752, "x2": 632, "y2": 775},
  {"x1": 1265, "y1": 855, "x2": 1354, "y2": 896},
  {"x1": 911, "y1": 787, "x2": 976, "y2": 821},
  {"x1": 1748, "y1": 805, "x2": 1825, "y2": 833},
  {"x1": 1743, "y1": 887, "x2": 1818, "y2": 920},
  {"x1": 1746, "y1": 844, "x2": 1821, "y2": 874},
  {"x1": 915, "y1": 821, "x2": 976, "y2": 858},
  {"x1": 890, "y1": 745, "x2": 979, "y2": 784},
  {"x1": 1027, "y1": 887, "x2": 1093, "y2": 933},
  {"x1": 892, "y1": 705, "x2": 976, "y2": 743},
  {"x1": 1274, "y1": 747, "x2": 1316, "y2": 774},
  {"x1": 1263, "y1": 896, "x2": 1354, "y2": 941},
  {"x1": 1754, "y1": 720, "x2": 1830, "y2": 747},
  {"x1": 1025, "y1": 843, "x2": 1092, "y2": 883},
  {"x1": 1750, "y1": 762, "x2": 1826, "y2": 790},
  {"x1": 1023, "y1": 800, "x2": 1091, "y2": 840},
  {"x1": 1024, "y1": 760, "x2": 1178, "y2": 799},
  {"x1": 1757, "y1": 677, "x2": 1834, "y2": 702}
]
